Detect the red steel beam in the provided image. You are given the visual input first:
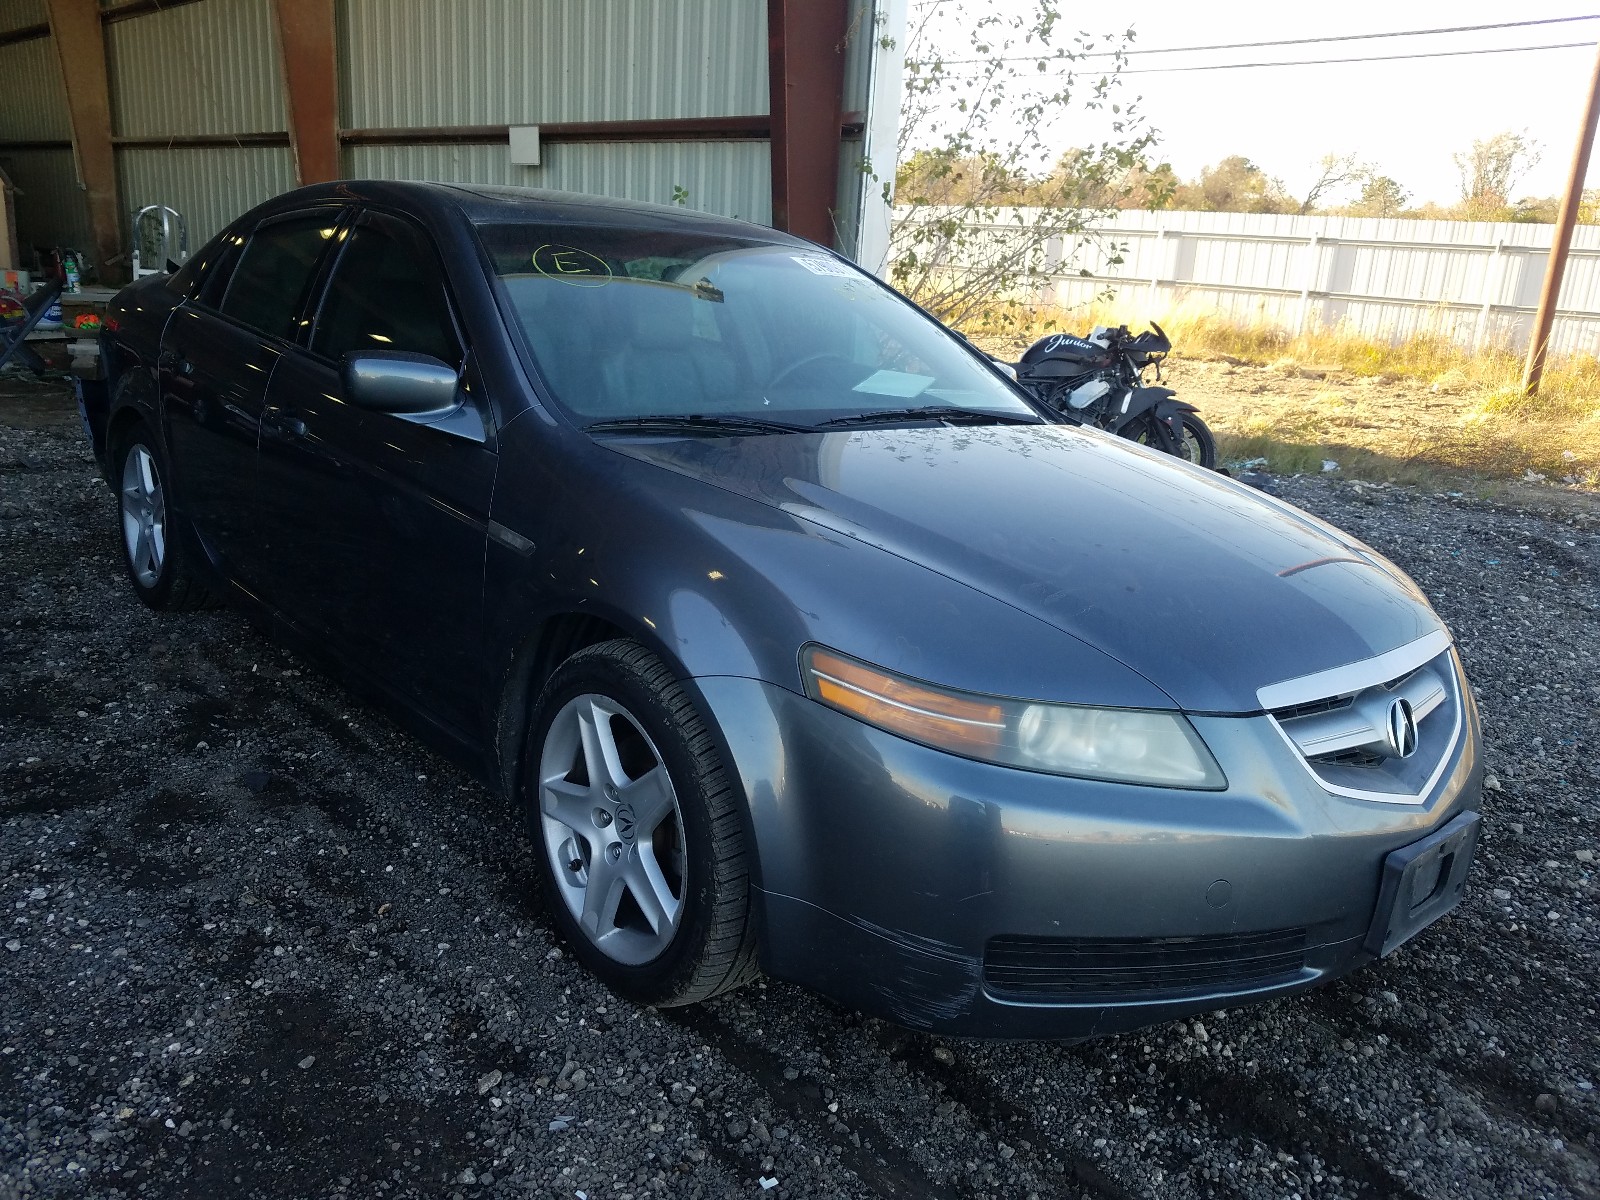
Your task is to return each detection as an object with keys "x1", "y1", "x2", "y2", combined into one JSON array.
[
  {"x1": 767, "y1": 0, "x2": 849, "y2": 244},
  {"x1": 272, "y1": 0, "x2": 340, "y2": 185},
  {"x1": 44, "y1": 0, "x2": 122, "y2": 280}
]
